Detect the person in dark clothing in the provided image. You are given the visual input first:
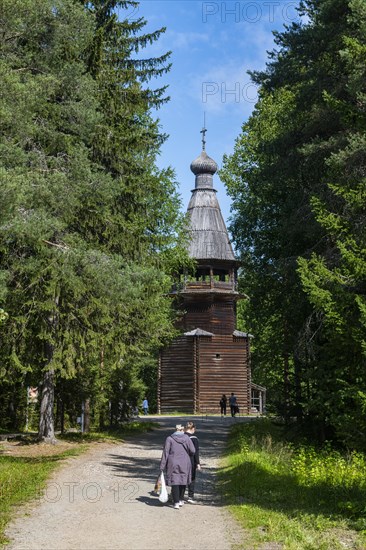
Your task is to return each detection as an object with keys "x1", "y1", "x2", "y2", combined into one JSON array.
[
  {"x1": 219, "y1": 394, "x2": 227, "y2": 417},
  {"x1": 184, "y1": 421, "x2": 201, "y2": 503},
  {"x1": 229, "y1": 392, "x2": 237, "y2": 417},
  {"x1": 160, "y1": 424, "x2": 195, "y2": 509}
]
